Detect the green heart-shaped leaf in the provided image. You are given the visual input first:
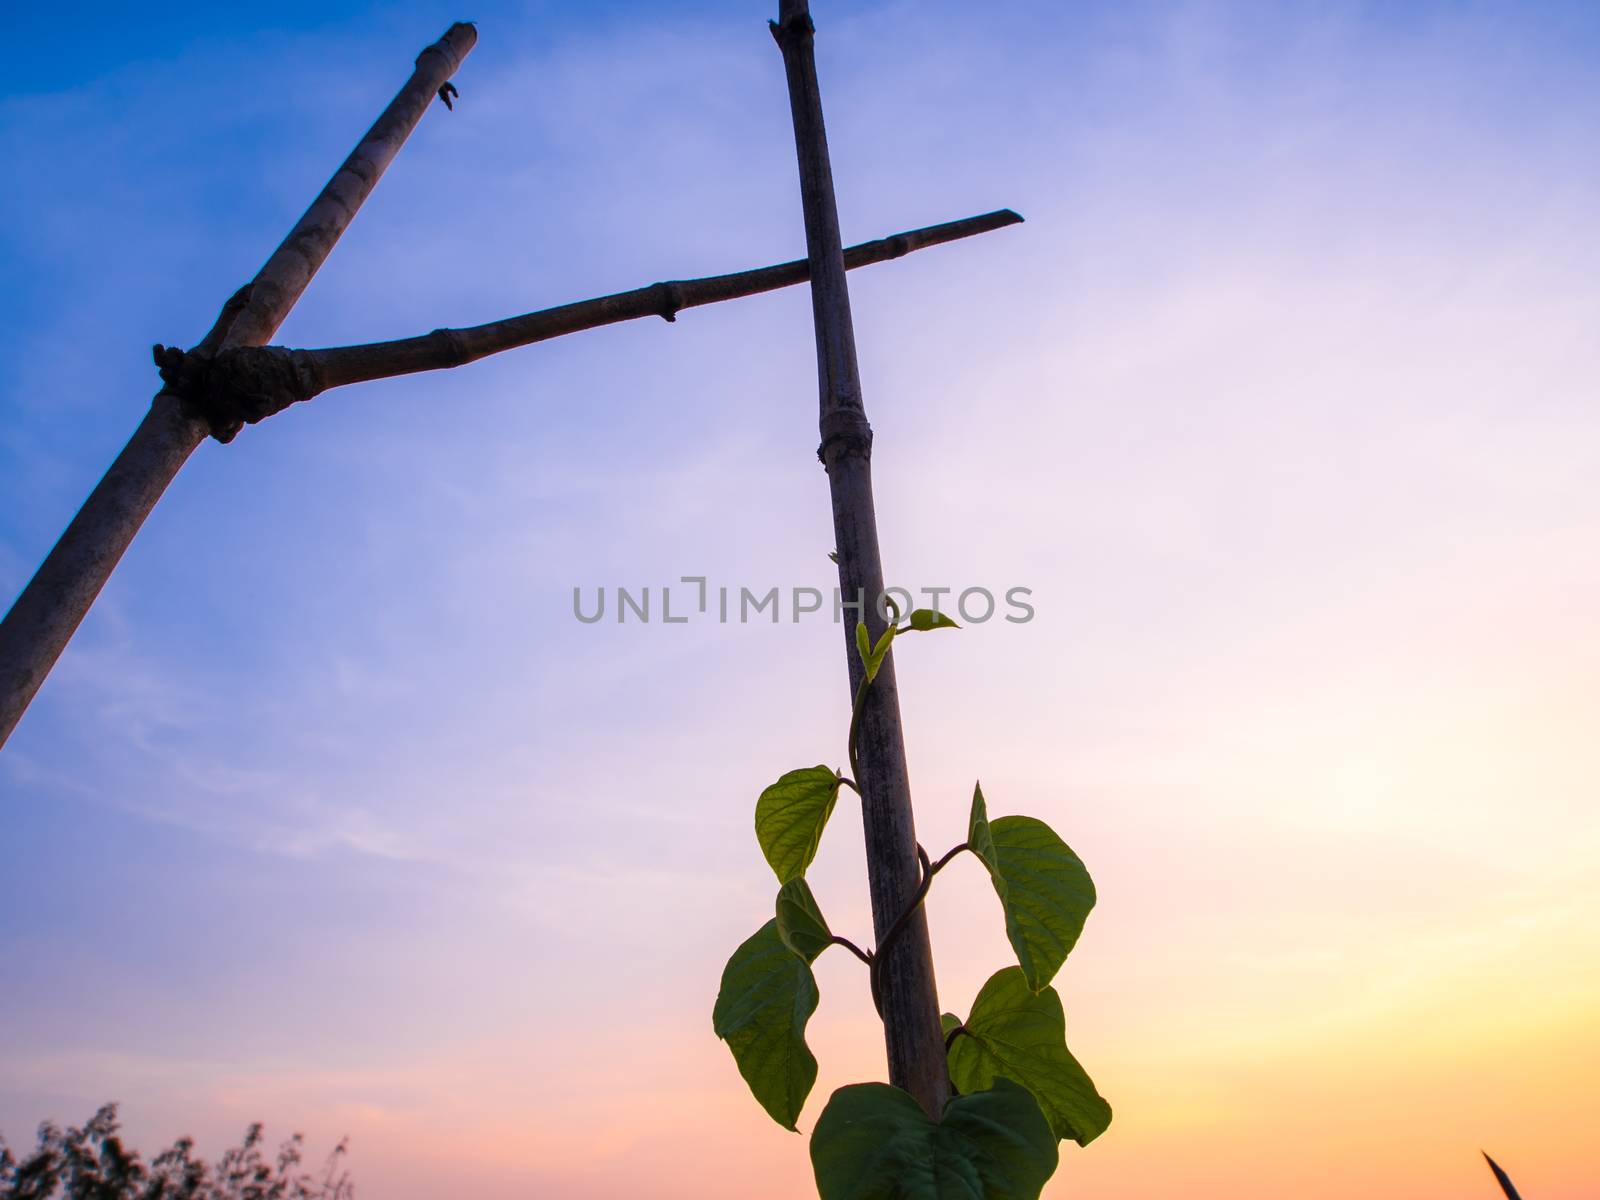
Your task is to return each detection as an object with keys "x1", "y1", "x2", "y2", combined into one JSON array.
[
  {"x1": 949, "y1": 967, "x2": 1112, "y2": 1146},
  {"x1": 712, "y1": 920, "x2": 819, "y2": 1131},
  {"x1": 756, "y1": 766, "x2": 843, "y2": 884},
  {"x1": 776, "y1": 878, "x2": 833, "y2": 961},
  {"x1": 810, "y1": 1078, "x2": 1058, "y2": 1200},
  {"x1": 967, "y1": 784, "x2": 1096, "y2": 991},
  {"x1": 906, "y1": 608, "x2": 960, "y2": 632}
]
